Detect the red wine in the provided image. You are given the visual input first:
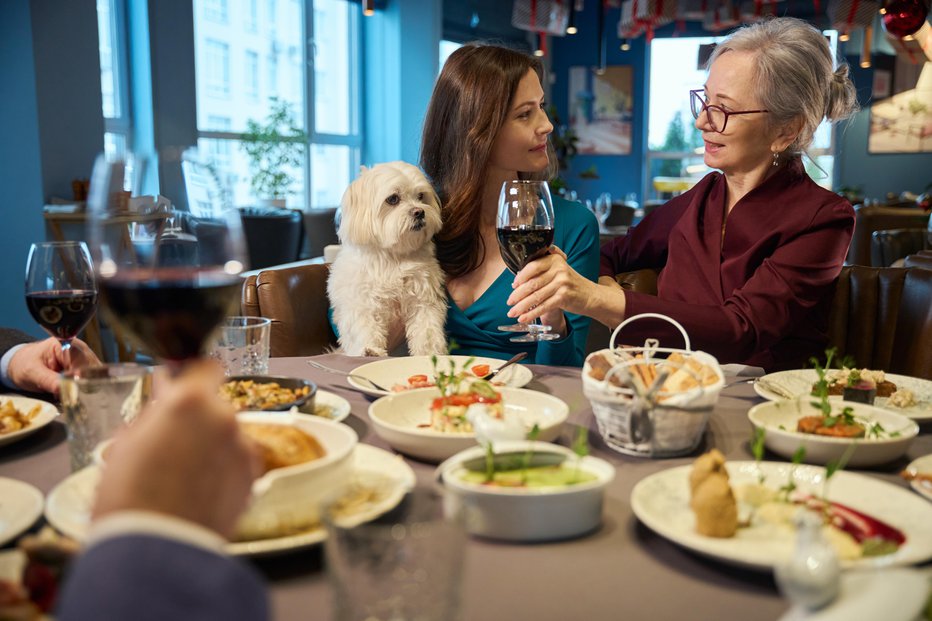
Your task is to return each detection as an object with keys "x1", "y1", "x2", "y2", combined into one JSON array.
[
  {"x1": 99, "y1": 269, "x2": 241, "y2": 362},
  {"x1": 497, "y1": 226, "x2": 554, "y2": 274},
  {"x1": 25, "y1": 290, "x2": 97, "y2": 340}
]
